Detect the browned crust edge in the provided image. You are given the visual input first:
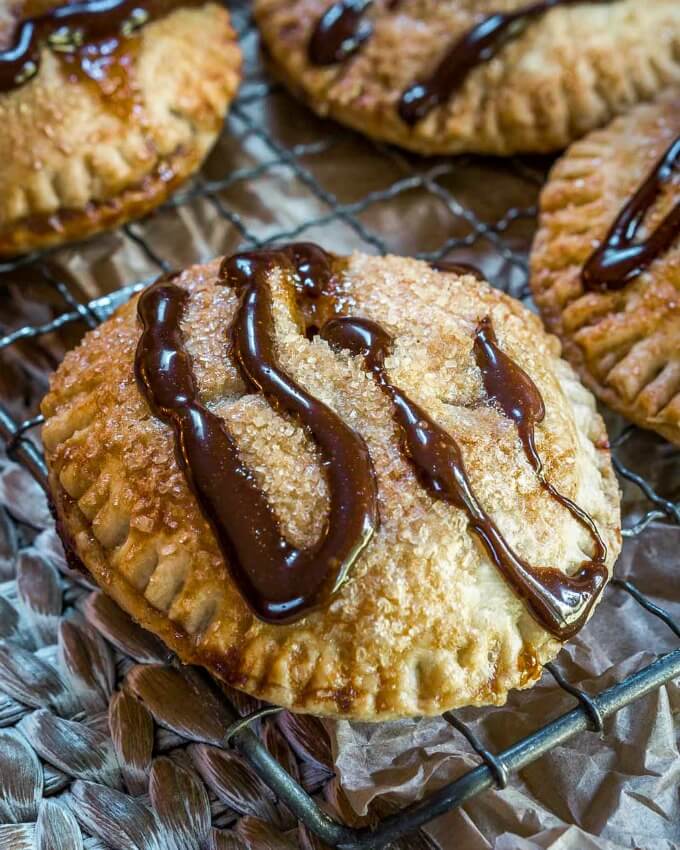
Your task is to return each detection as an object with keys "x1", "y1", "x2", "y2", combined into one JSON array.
[
  {"x1": 0, "y1": 144, "x2": 203, "y2": 257},
  {"x1": 49, "y1": 469, "x2": 550, "y2": 720},
  {"x1": 538, "y1": 311, "x2": 680, "y2": 446}
]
